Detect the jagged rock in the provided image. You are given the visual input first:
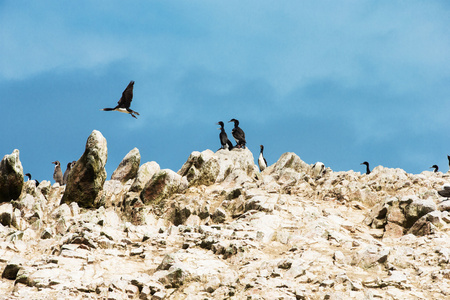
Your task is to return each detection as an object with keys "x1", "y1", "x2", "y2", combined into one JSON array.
[
  {"x1": 140, "y1": 169, "x2": 188, "y2": 205},
  {"x1": 61, "y1": 130, "x2": 108, "y2": 208},
  {"x1": 111, "y1": 148, "x2": 140, "y2": 183},
  {"x1": 0, "y1": 203, "x2": 13, "y2": 226},
  {"x1": 129, "y1": 161, "x2": 160, "y2": 193},
  {"x1": 265, "y1": 152, "x2": 310, "y2": 179},
  {"x1": 178, "y1": 148, "x2": 258, "y2": 186},
  {"x1": 212, "y1": 207, "x2": 226, "y2": 223},
  {"x1": 0, "y1": 149, "x2": 24, "y2": 203},
  {"x1": 2, "y1": 256, "x2": 26, "y2": 279},
  {"x1": 402, "y1": 196, "x2": 436, "y2": 227}
]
